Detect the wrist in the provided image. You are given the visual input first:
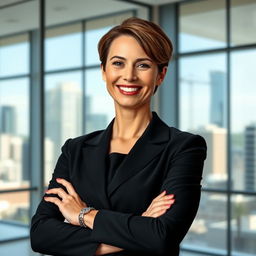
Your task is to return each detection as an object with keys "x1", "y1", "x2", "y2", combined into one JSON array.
[
  {"x1": 83, "y1": 209, "x2": 99, "y2": 229},
  {"x1": 78, "y1": 207, "x2": 95, "y2": 228}
]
